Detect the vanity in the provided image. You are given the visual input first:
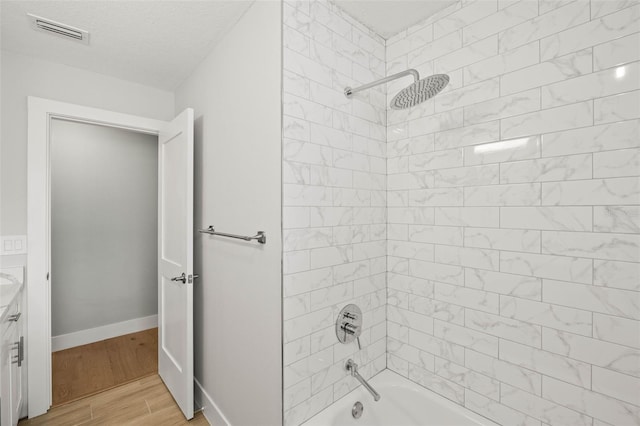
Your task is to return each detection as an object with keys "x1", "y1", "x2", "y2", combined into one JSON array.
[{"x1": 0, "y1": 267, "x2": 25, "y2": 426}]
